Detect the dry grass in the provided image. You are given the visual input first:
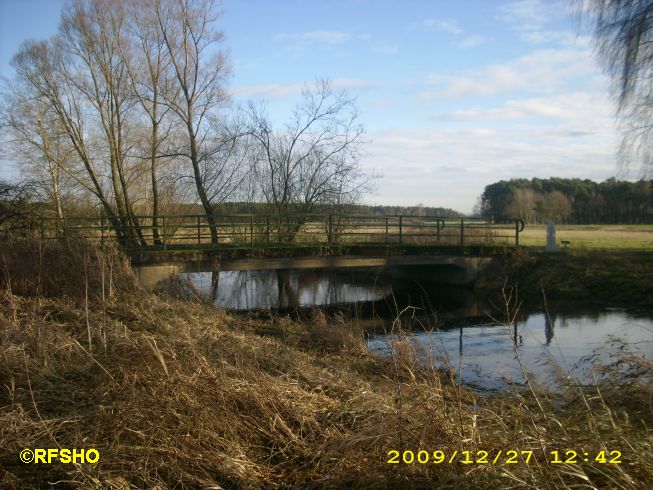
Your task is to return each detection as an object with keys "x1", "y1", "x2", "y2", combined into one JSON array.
[
  {"x1": 0, "y1": 238, "x2": 651, "y2": 489},
  {"x1": 0, "y1": 235, "x2": 135, "y2": 300}
]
